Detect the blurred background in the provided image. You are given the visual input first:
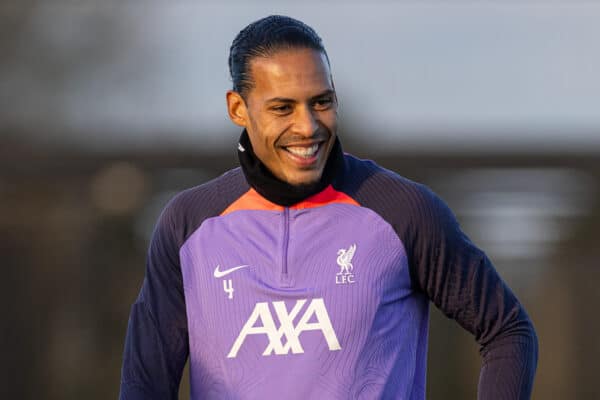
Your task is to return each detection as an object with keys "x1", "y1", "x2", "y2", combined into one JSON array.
[{"x1": 1, "y1": 1, "x2": 599, "y2": 399}]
